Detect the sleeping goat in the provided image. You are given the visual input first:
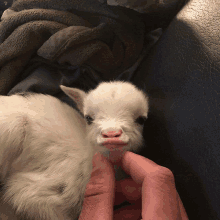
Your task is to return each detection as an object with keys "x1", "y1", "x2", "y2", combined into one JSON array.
[{"x1": 0, "y1": 81, "x2": 149, "y2": 220}]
